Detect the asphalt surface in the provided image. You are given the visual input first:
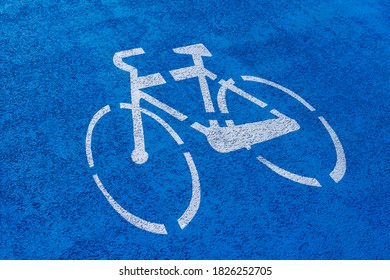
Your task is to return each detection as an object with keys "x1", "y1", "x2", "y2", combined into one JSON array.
[{"x1": 1, "y1": 0, "x2": 389, "y2": 259}]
